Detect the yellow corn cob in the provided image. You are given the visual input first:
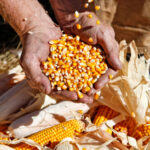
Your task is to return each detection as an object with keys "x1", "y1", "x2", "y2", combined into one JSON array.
[
  {"x1": 14, "y1": 119, "x2": 84, "y2": 149},
  {"x1": 132, "y1": 122, "x2": 150, "y2": 140},
  {"x1": 42, "y1": 34, "x2": 108, "y2": 99},
  {"x1": 93, "y1": 105, "x2": 119, "y2": 126},
  {"x1": 113, "y1": 117, "x2": 136, "y2": 136},
  {"x1": 0, "y1": 125, "x2": 10, "y2": 144}
]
